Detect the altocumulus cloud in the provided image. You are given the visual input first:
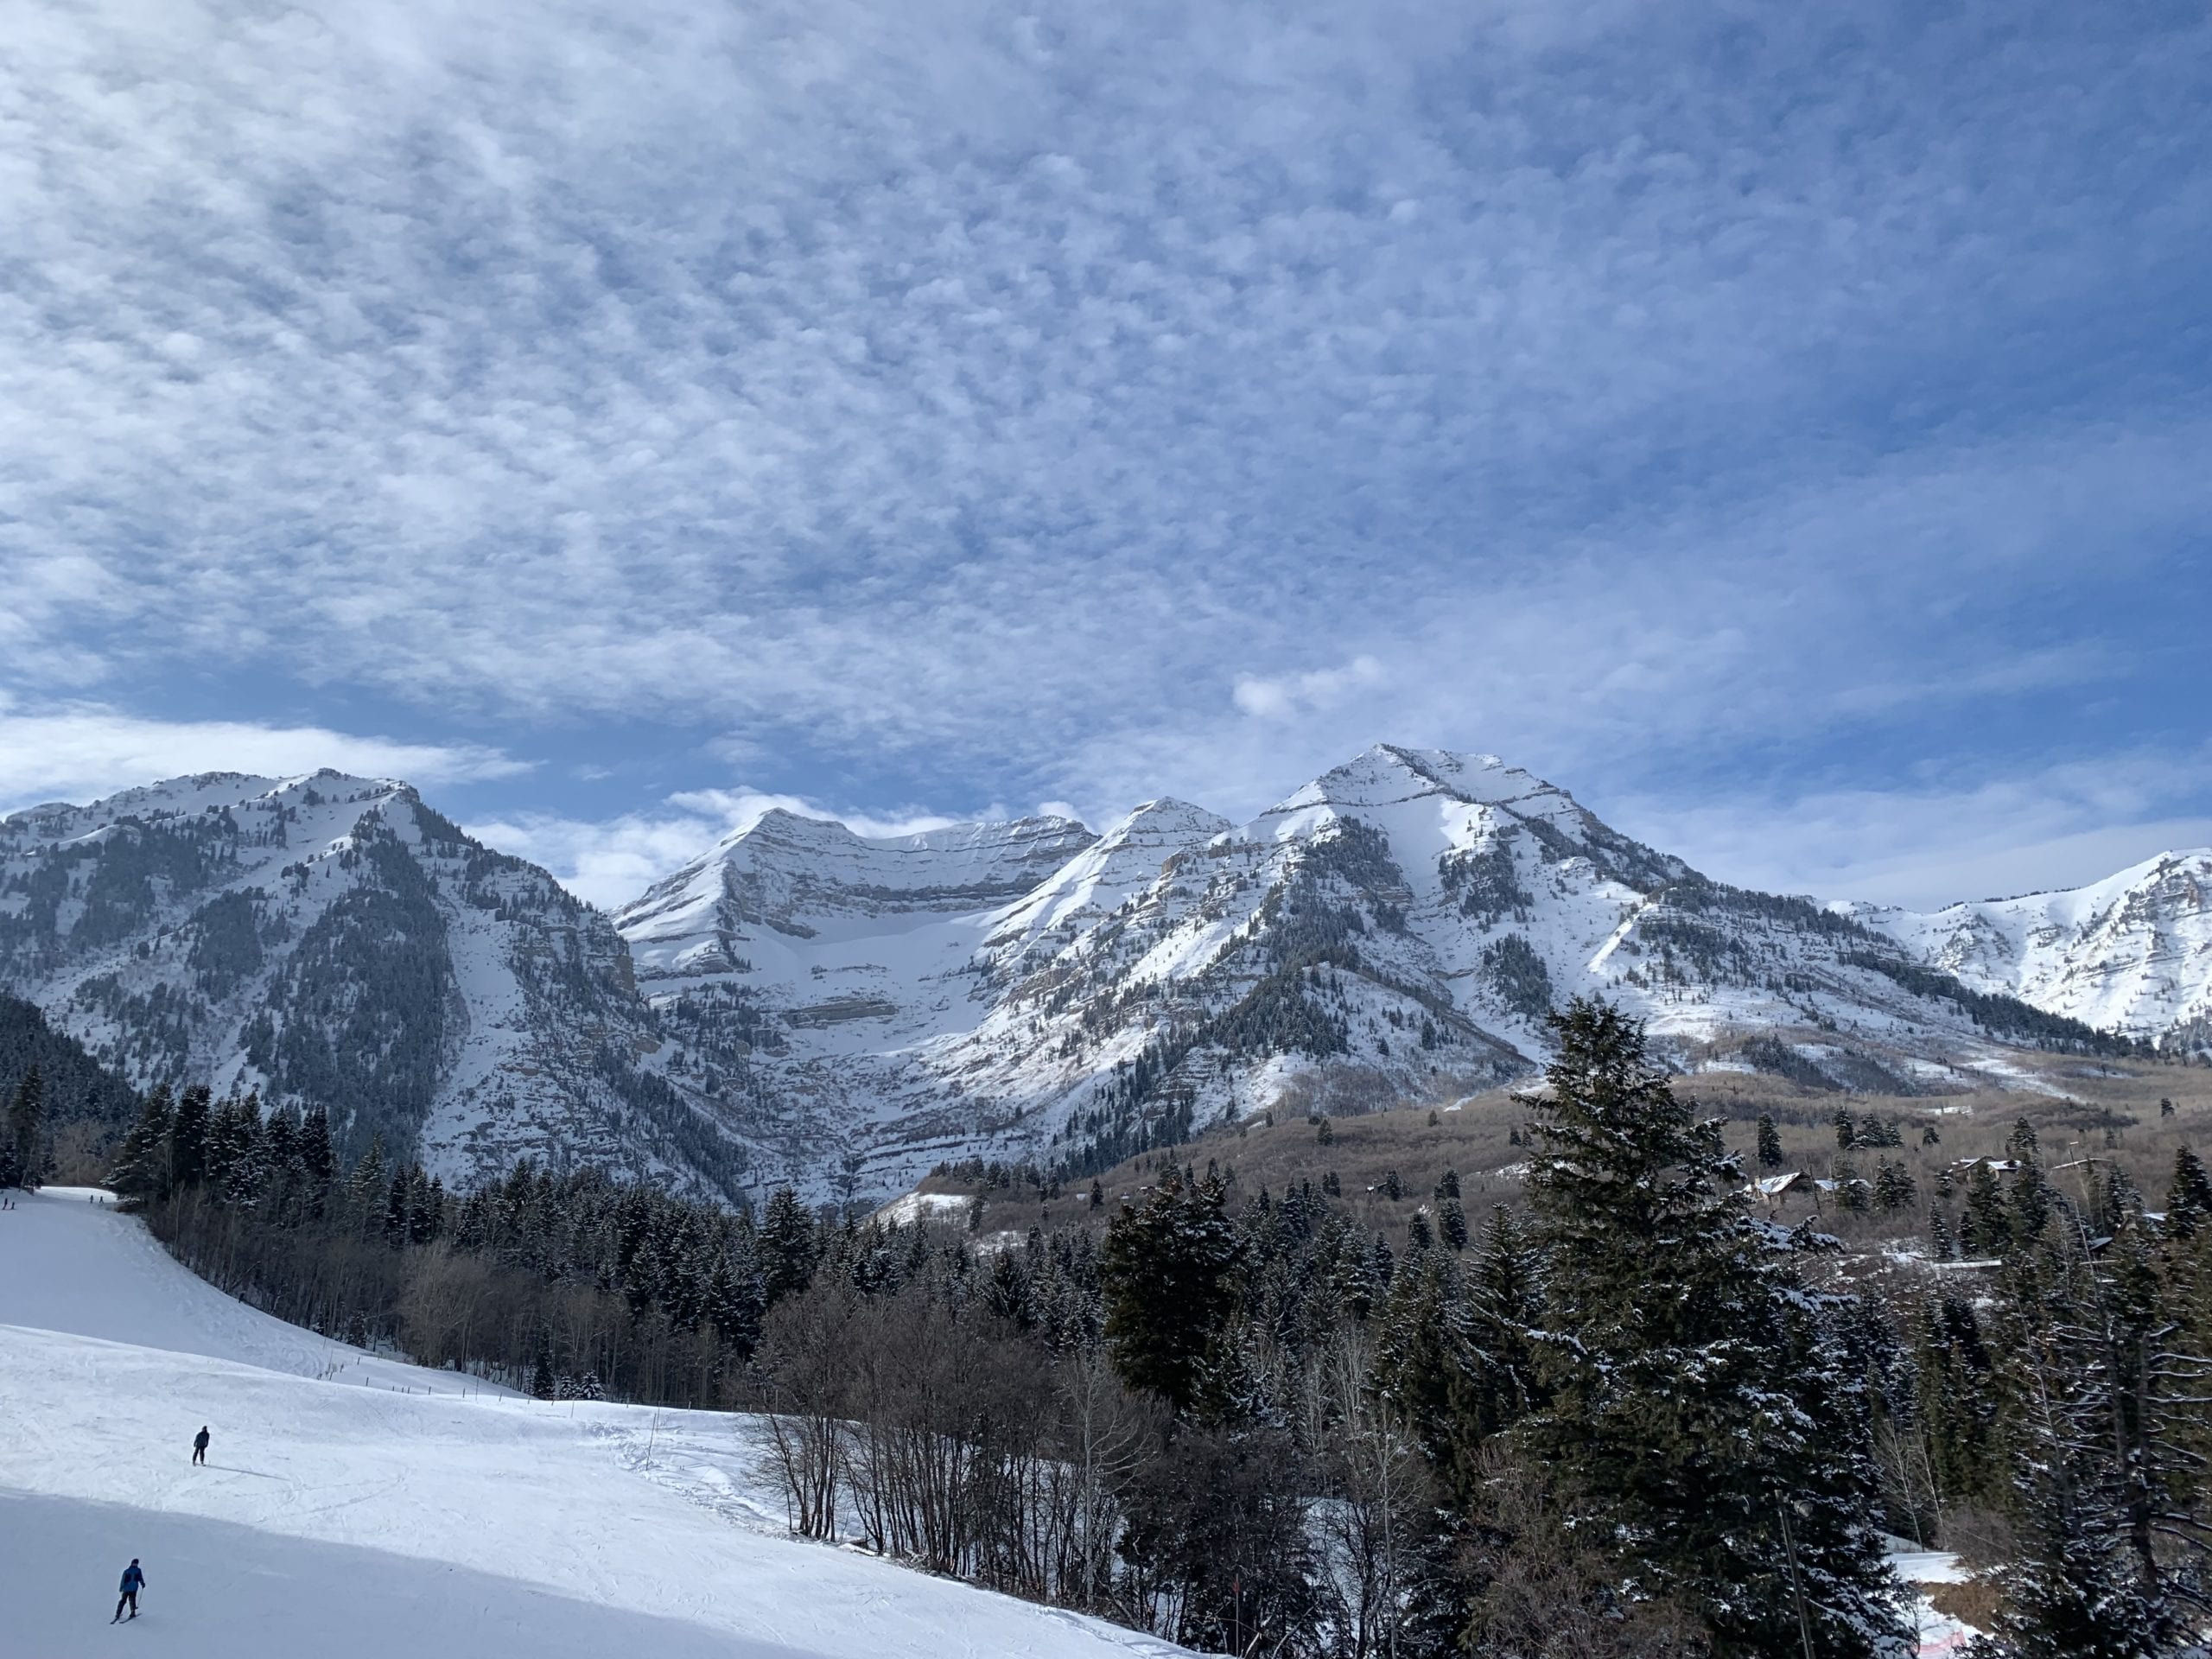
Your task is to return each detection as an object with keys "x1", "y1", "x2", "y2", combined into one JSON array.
[{"x1": 1, "y1": 0, "x2": 2208, "y2": 899}]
